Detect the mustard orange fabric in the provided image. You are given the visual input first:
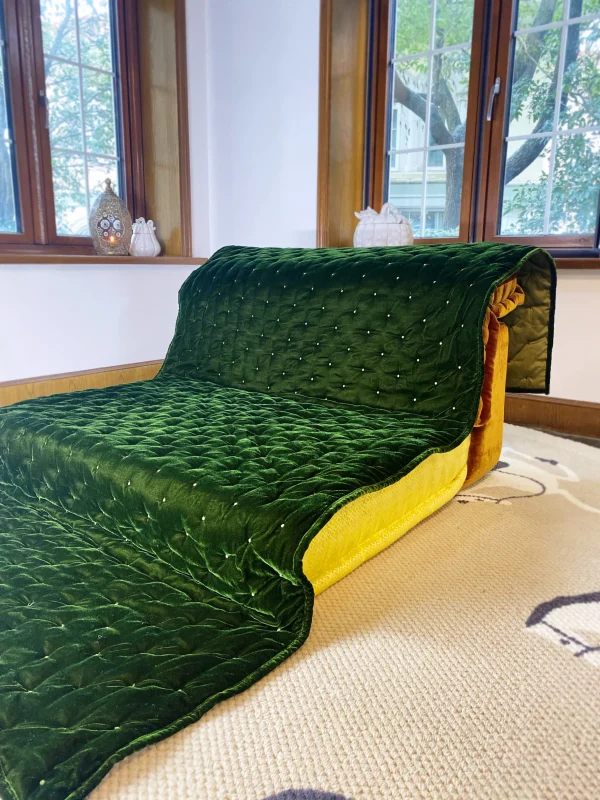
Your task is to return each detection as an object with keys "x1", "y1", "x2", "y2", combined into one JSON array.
[{"x1": 465, "y1": 277, "x2": 524, "y2": 486}]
